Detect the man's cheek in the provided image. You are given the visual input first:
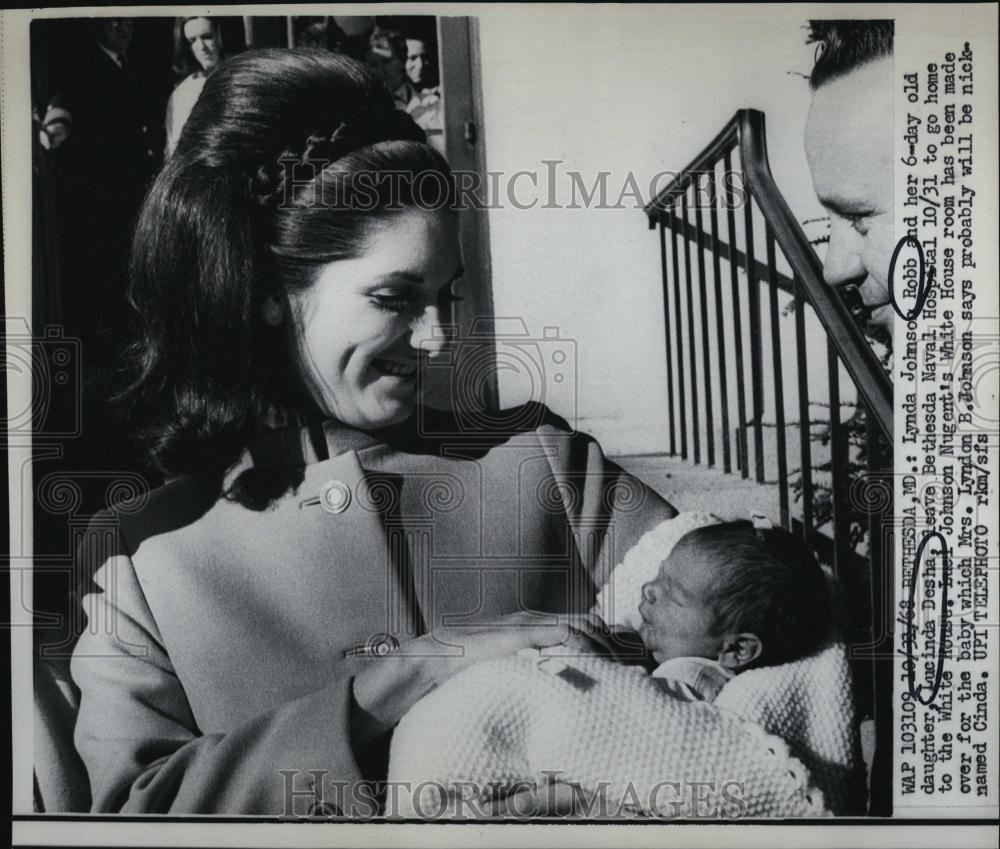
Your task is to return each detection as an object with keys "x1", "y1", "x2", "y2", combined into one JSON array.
[{"x1": 865, "y1": 224, "x2": 896, "y2": 289}]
